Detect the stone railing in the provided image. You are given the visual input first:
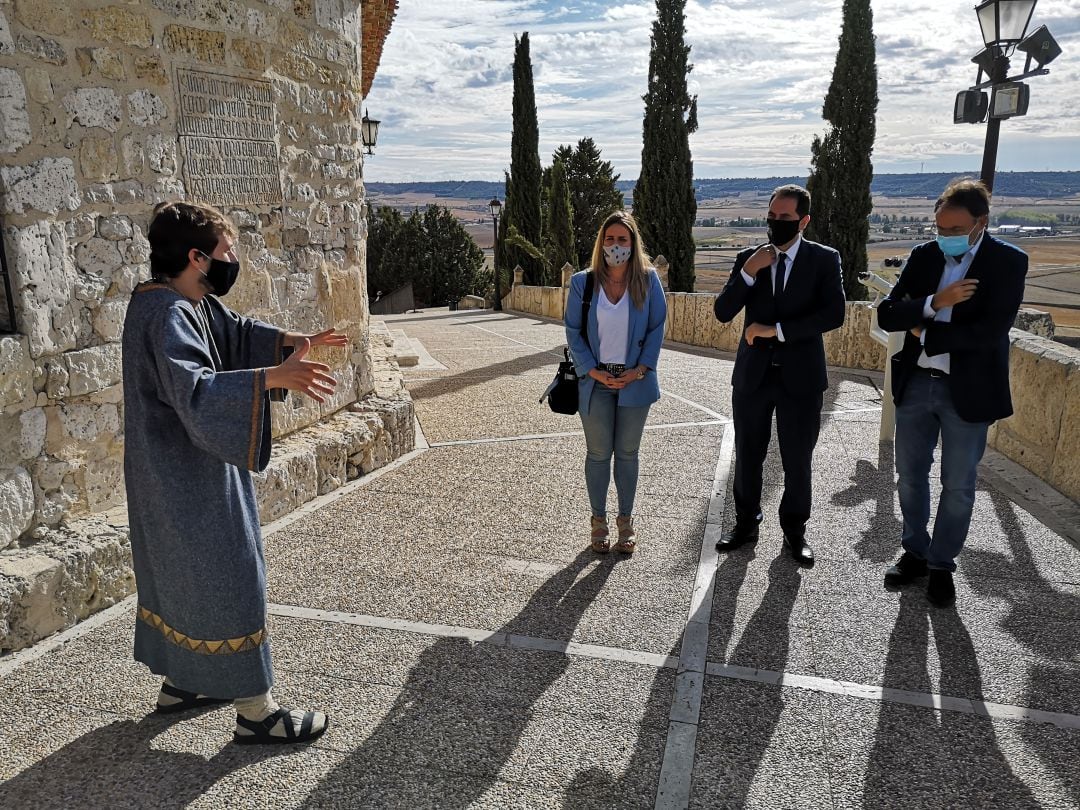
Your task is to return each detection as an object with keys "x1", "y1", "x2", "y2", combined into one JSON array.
[{"x1": 503, "y1": 270, "x2": 1079, "y2": 503}]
